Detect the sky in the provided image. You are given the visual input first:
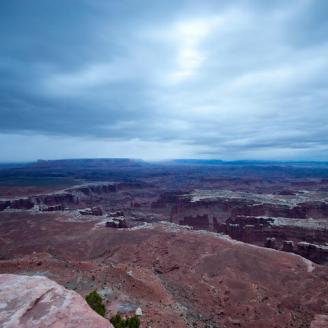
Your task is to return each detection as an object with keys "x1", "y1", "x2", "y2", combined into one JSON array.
[{"x1": 0, "y1": 0, "x2": 328, "y2": 161}]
